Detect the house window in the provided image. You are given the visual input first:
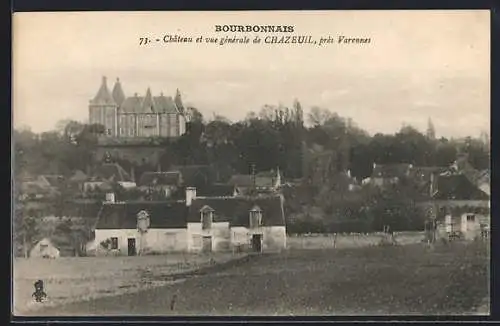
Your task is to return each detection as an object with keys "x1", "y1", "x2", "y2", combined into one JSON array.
[
  {"x1": 110, "y1": 237, "x2": 118, "y2": 249},
  {"x1": 40, "y1": 244, "x2": 48, "y2": 253},
  {"x1": 467, "y1": 214, "x2": 475, "y2": 222},
  {"x1": 249, "y1": 206, "x2": 263, "y2": 229},
  {"x1": 106, "y1": 128, "x2": 112, "y2": 135}
]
